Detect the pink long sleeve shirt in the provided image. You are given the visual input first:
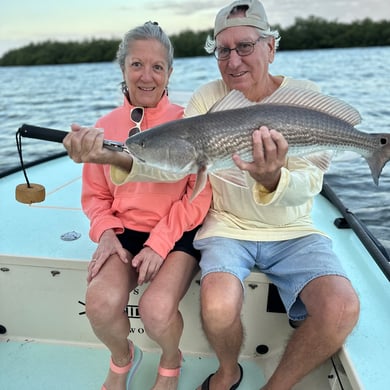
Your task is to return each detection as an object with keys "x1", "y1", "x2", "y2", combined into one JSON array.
[{"x1": 81, "y1": 94, "x2": 212, "y2": 259}]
